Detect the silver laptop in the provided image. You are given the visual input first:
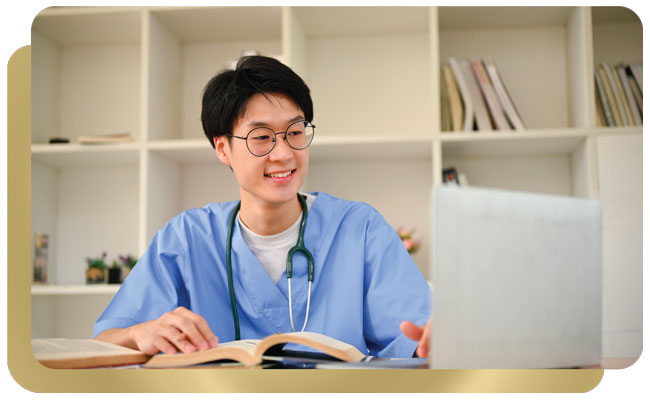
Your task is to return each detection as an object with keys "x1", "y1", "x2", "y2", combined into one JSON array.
[{"x1": 430, "y1": 186, "x2": 602, "y2": 369}]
